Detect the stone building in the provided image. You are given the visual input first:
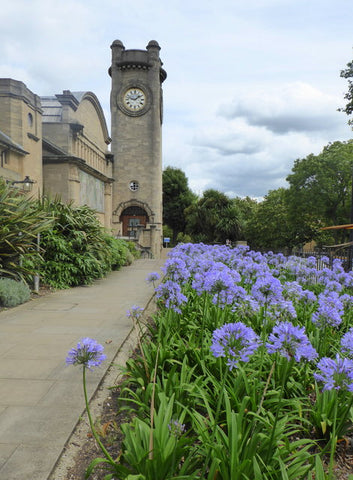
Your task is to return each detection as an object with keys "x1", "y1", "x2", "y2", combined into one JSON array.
[
  {"x1": 0, "y1": 78, "x2": 43, "y2": 197},
  {"x1": 41, "y1": 90, "x2": 113, "y2": 229},
  {"x1": 0, "y1": 40, "x2": 166, "y2": 258}
]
